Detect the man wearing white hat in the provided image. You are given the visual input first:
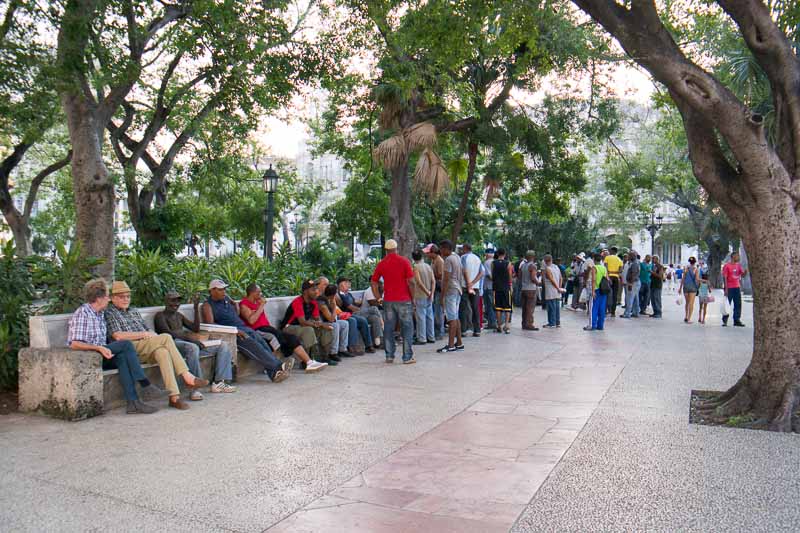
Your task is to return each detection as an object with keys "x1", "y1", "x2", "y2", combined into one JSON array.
[{"x1": 371, "y1": 239, "x2": 416, "y2": 364}]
